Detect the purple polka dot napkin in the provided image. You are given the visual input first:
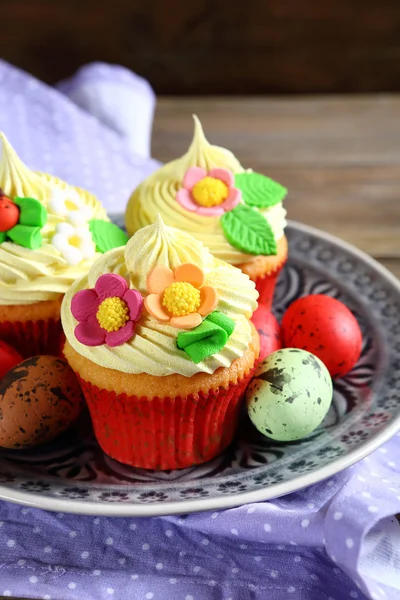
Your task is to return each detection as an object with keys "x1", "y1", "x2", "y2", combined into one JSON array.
[{"x1": 0, "y1": 60, "x2": 399, "y2": 600}]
